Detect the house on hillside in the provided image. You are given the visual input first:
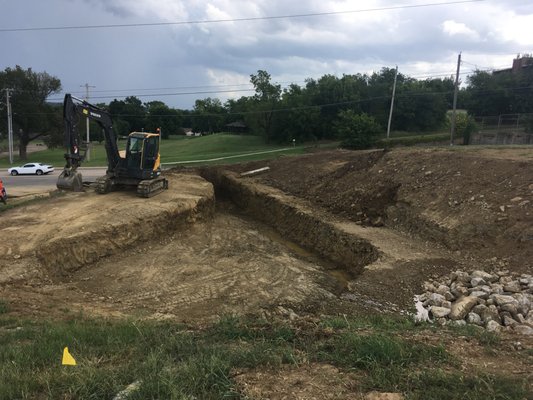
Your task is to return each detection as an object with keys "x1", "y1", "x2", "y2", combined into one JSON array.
[
  {"x1": 225, "y1": 121, "x2": 248, "y2": 134},
  {"x1": 183, "y1": 128, "x2": 202, "y2": 137}
]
